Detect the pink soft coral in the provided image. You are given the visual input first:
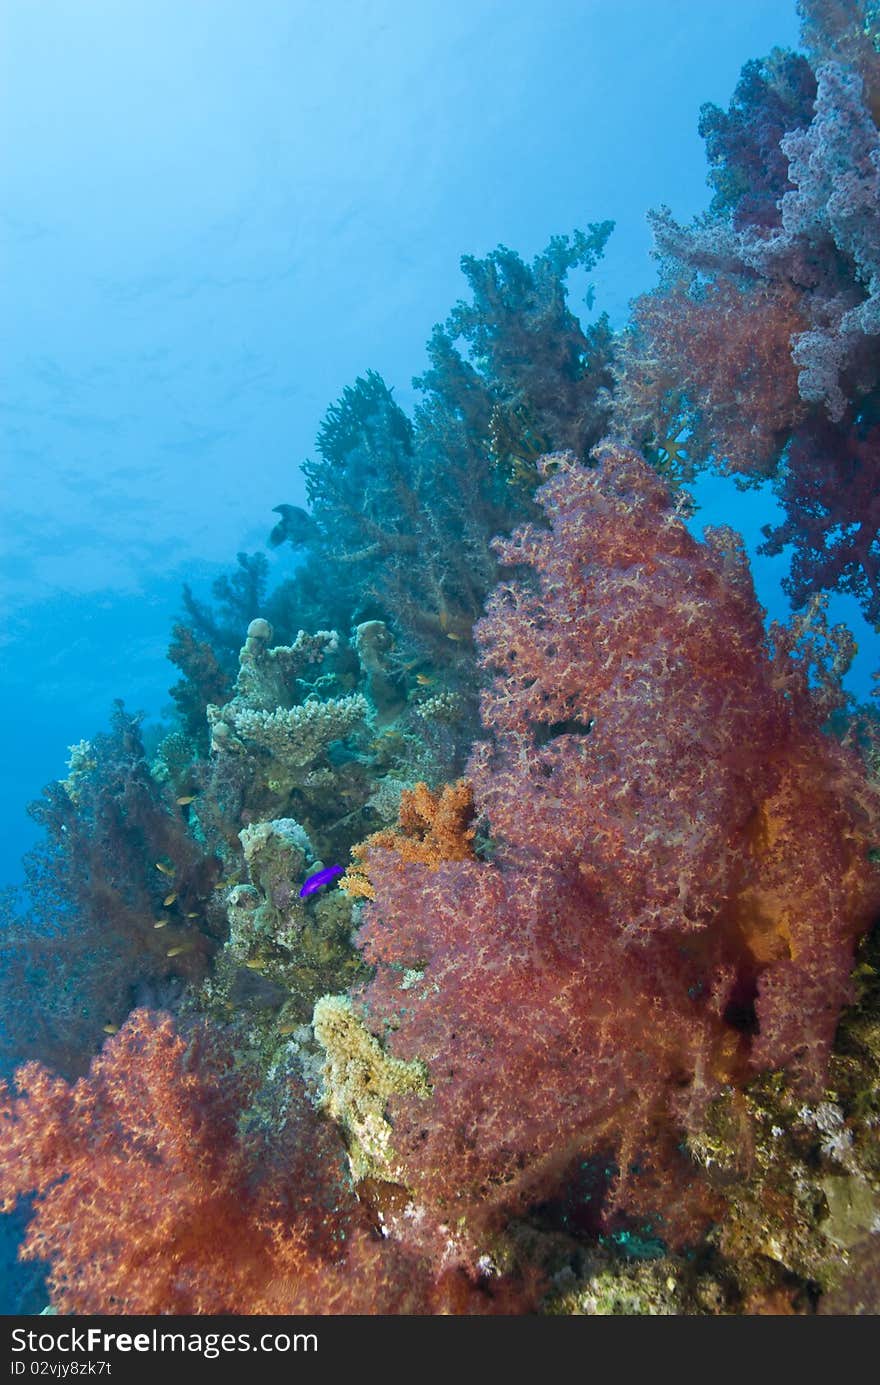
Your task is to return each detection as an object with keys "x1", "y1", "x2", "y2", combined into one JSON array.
[
  {"x1": 355, "y1": 446, "x2": 880, "y2": 1247},
  {"x1": 613, "y1": 28, "x2": 880, "y2": 625}
]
